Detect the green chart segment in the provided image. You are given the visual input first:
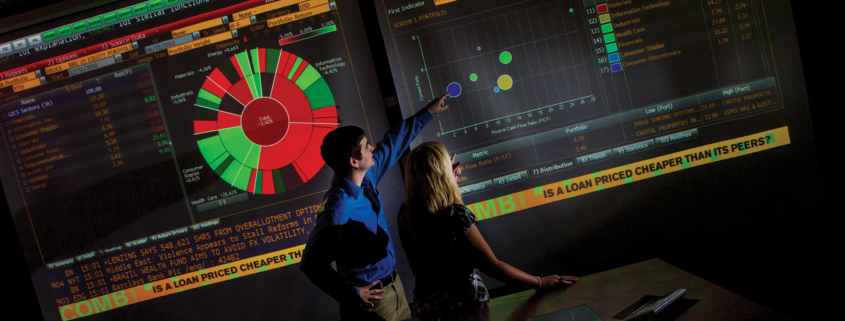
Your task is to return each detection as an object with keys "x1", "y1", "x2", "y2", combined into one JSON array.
[{"x1": 194, "y1": 48, "x2": 340, "y2": 194}]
